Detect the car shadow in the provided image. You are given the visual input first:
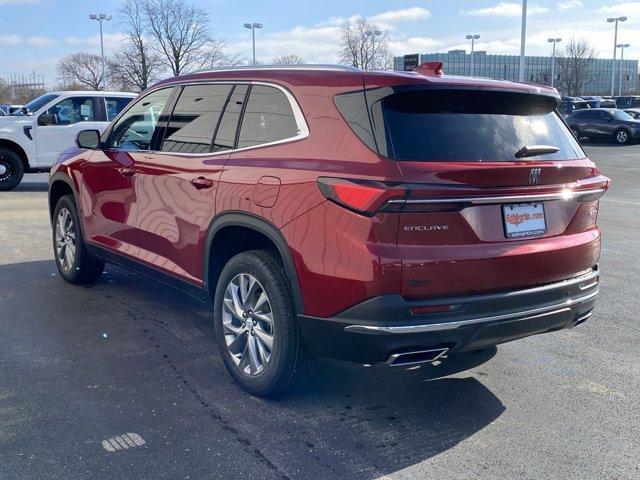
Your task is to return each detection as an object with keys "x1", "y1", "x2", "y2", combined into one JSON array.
[
  {"x1": 579, "y1": 138, "x2": 637, "y2": 147},
  {"x1": 13, "y1": 180, "x2": 48, "y2": 192},
  {"x1": 0, "y1": 259, "x2": 505, "y2": 479}
]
